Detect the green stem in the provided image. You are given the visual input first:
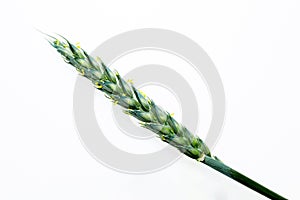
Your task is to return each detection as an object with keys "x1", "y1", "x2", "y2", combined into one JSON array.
[{"x1": 202, "y1": 156, "x2": 287, "y2": 199}]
